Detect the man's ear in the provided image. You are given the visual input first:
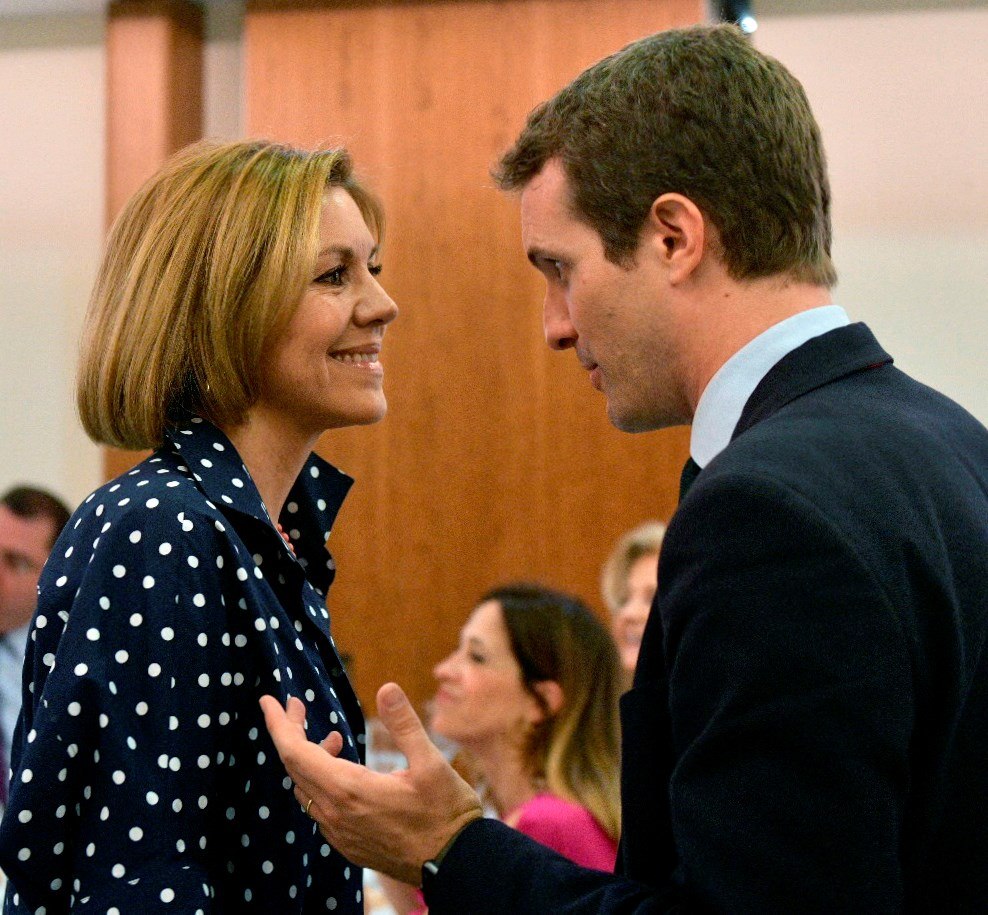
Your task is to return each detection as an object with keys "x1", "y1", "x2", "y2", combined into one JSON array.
[
  {"x1": 529, "y1": 680, "x2": 565, "y2": 724},
  {"x1": 644, "y1": 193, "x2": 707, "y2": 285}
]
